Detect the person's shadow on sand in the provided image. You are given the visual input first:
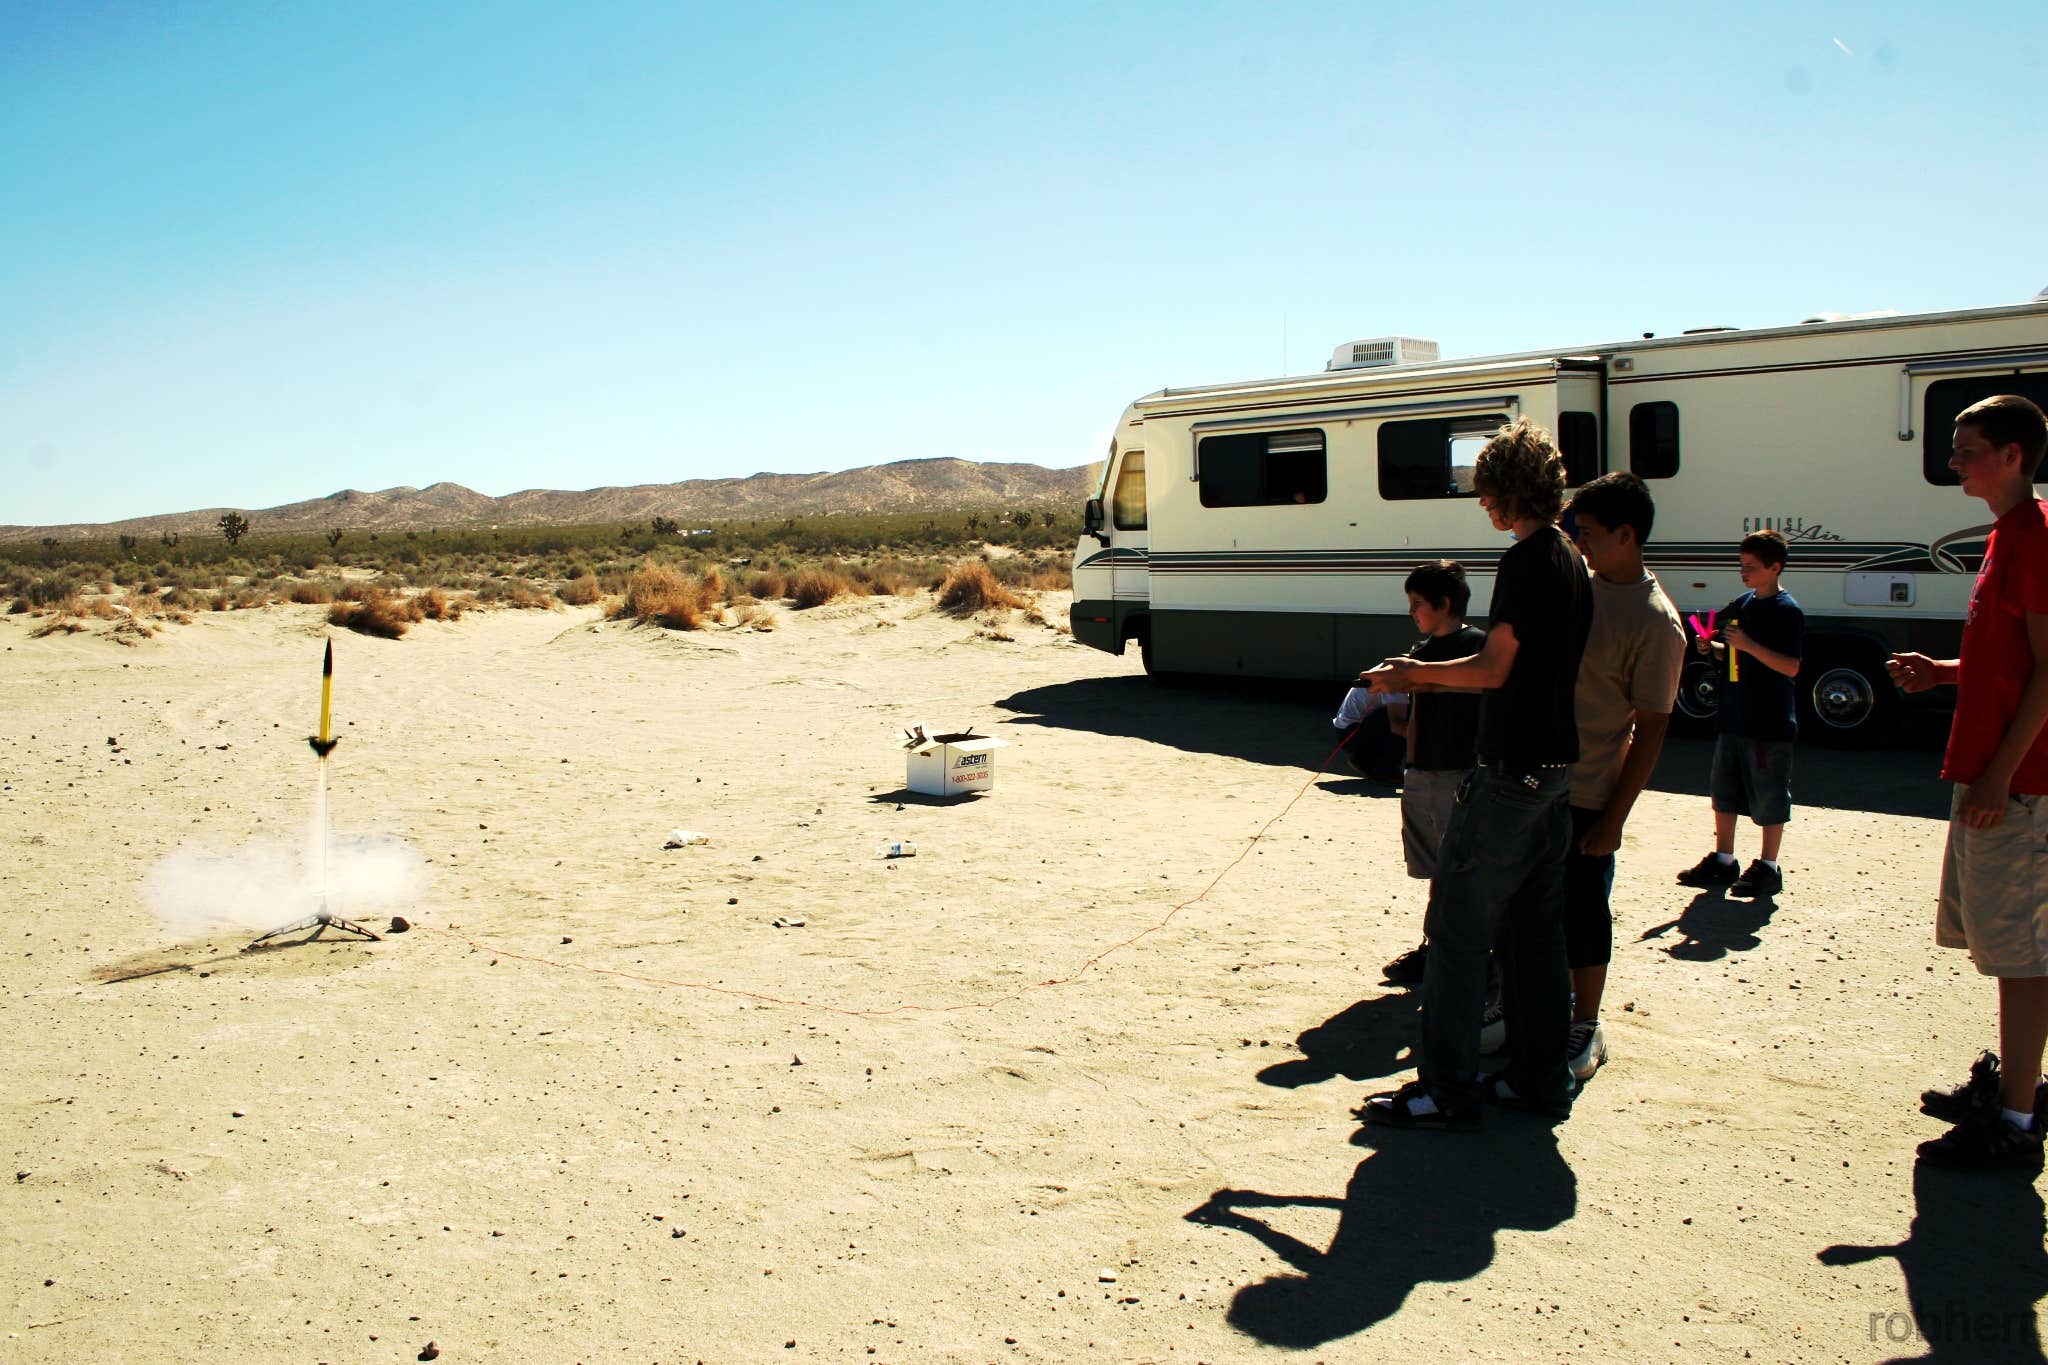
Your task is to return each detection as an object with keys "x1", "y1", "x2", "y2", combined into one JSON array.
[
  {"x1": 1638, "y1": 890, "x2": 1776, "y2": 961},
  {"x1": 1186, "y1": 1123, "x2": 1576, "y2": 1348},
  {"x1": 1255, "y1": 993, "x2": 1420, "y2": 1088},
  {"x1": 1818, "y1": 1162, "x2": 2048, "y2": 1362}
]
